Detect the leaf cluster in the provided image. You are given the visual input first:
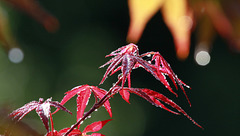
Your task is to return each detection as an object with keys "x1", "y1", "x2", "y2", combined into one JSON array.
[{"x1": 7, "y1": 43, "x2": 202, "y2": 136}]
